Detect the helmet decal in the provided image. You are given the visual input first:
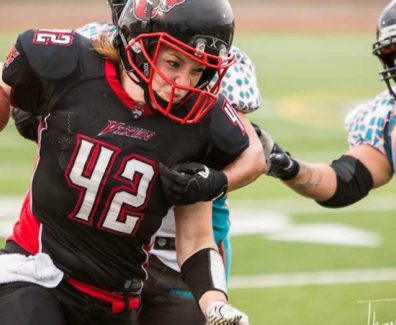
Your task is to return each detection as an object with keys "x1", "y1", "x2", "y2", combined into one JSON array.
[
  {"x1": 378, "y1": 24, "x2": 396, "y2": 43},
  {"x1": 133, "y1": 0, "x2": 186, "y2": 21}
]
